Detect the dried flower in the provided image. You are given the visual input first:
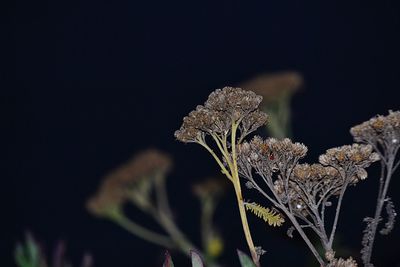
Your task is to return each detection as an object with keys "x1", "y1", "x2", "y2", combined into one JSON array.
[
  {"x1": 318, "y1": 144, "x2": 379, "y2": 182},
  {"x1": 237, "y1": 136, "x2": 307, "y2": 179},
  {"x1": 175, "y1": 87, "x2": 268, "y2": 143},
  {"x1": 350, "y1": 110, "x2": 400, "y2": 149}
]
